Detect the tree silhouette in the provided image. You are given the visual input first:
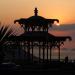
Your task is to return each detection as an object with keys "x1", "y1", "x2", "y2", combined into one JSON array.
[{"x1": 0, "y1": 25, "x2": 12, "y2": 63}]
